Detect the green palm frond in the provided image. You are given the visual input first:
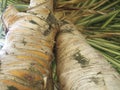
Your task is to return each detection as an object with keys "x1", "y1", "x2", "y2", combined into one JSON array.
[{"x1": 0, "y1": 0, "x2": 29, "y2": 12}]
